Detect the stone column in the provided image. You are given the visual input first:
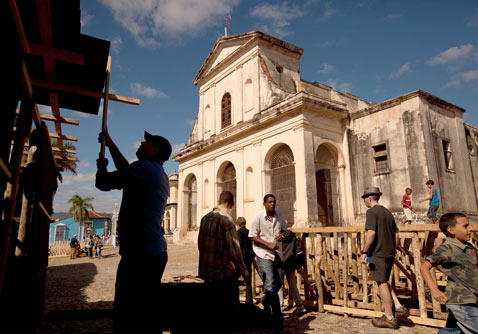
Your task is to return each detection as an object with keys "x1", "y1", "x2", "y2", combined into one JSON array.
[{"x1": 293, "y1": 124, "x2": 319, "y2": 227}]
